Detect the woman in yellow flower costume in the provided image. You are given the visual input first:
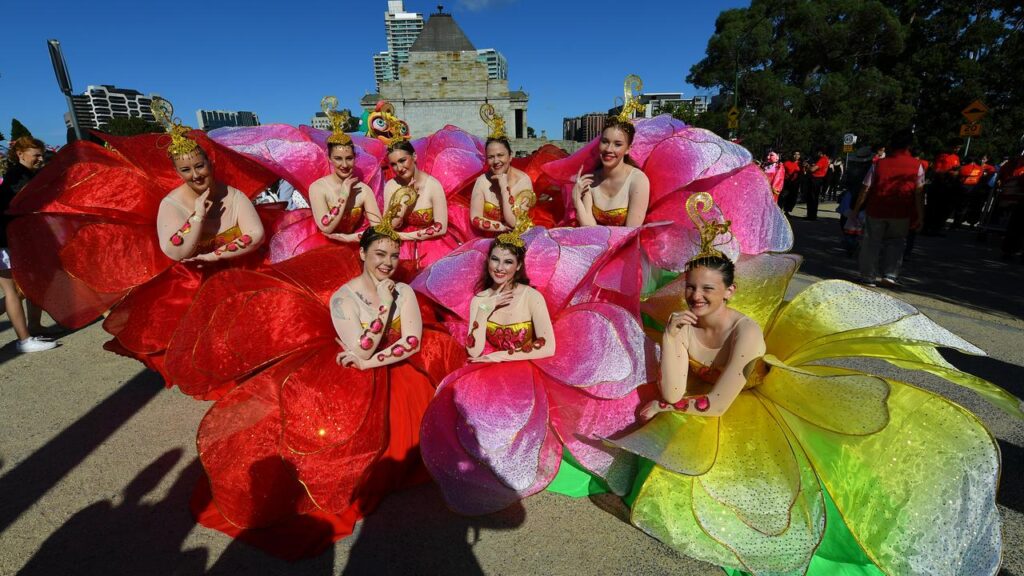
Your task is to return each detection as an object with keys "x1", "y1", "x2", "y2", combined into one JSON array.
[{"x1": 613, "y1": 192, "x2": 1015, "y2": 575}]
